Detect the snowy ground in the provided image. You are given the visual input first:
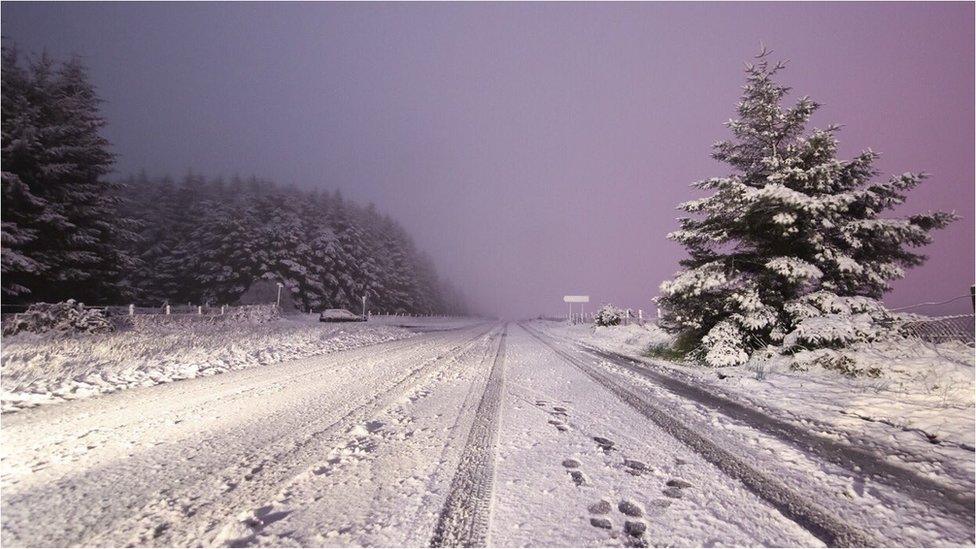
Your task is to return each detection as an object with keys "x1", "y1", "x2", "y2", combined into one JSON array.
[
  {"x1": 546, "y1": 321, "x2": 975, "y2": 482},
  {"x1": 0, "y1": 314, "x2": 478, "y2": 413},
  {"x1": 1, "y1": 320, "x2": 973, "y2": 546}
]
